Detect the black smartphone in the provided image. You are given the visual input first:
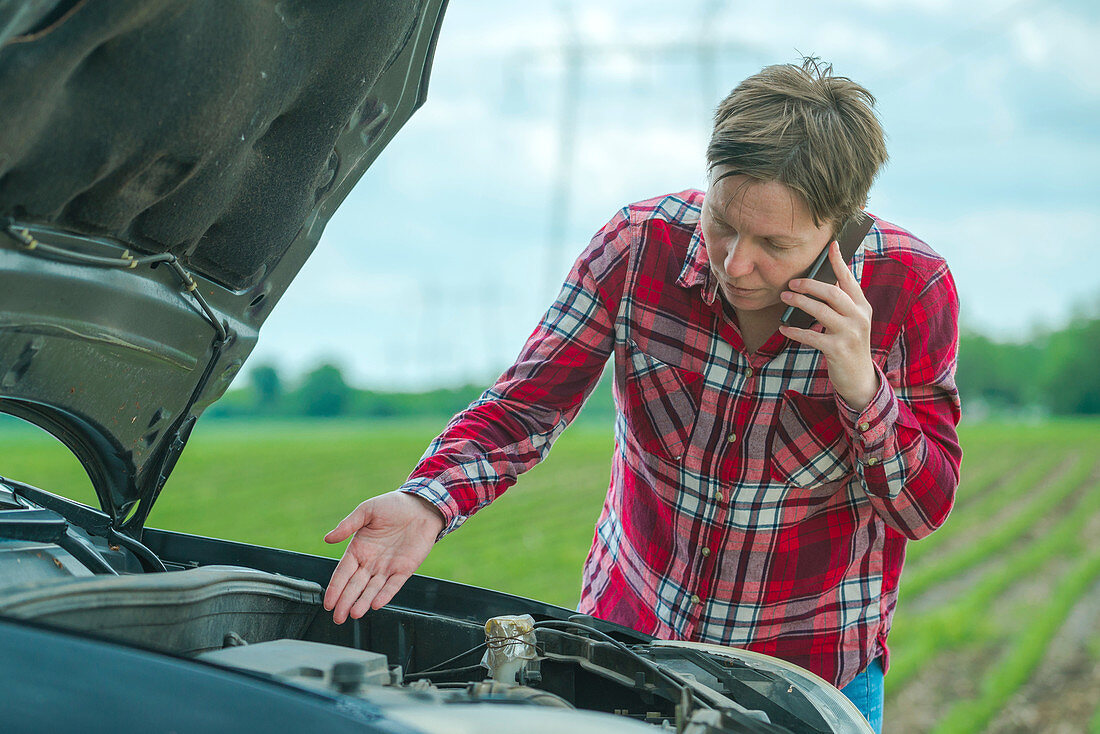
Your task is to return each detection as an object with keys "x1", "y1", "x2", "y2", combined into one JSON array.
[{"x1": 779, "y1": 211, "x2": 874, "y2": 330}]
